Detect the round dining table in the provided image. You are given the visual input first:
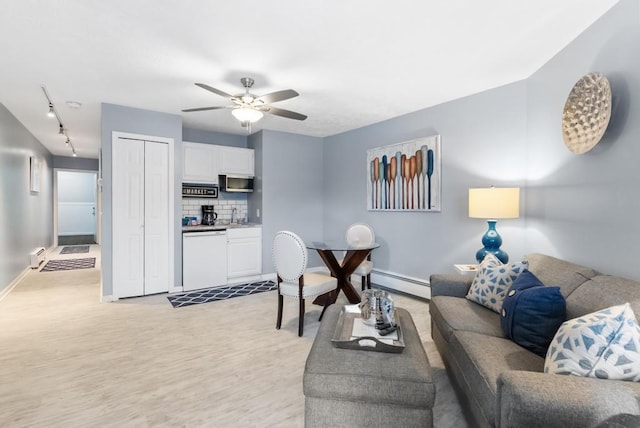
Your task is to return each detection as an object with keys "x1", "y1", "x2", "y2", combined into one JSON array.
[{"x1": 306, "y1": 240, "x2": 380, "y2": 305}]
